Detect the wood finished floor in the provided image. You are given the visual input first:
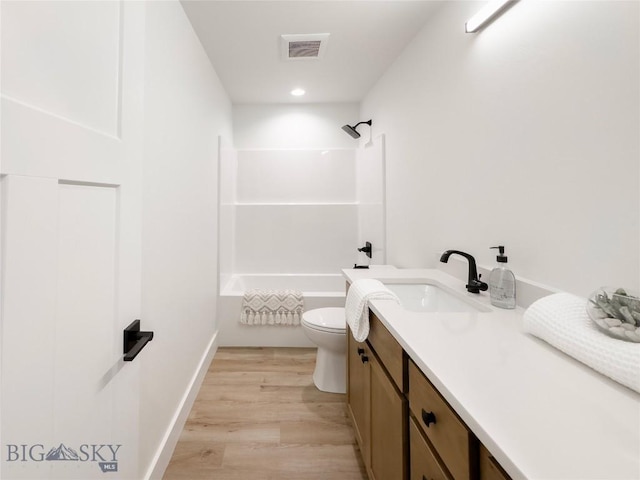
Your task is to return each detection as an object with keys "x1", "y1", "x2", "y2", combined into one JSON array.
[{"x1": 163, "y1": 347, "x2": 368, "y2": 480}]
